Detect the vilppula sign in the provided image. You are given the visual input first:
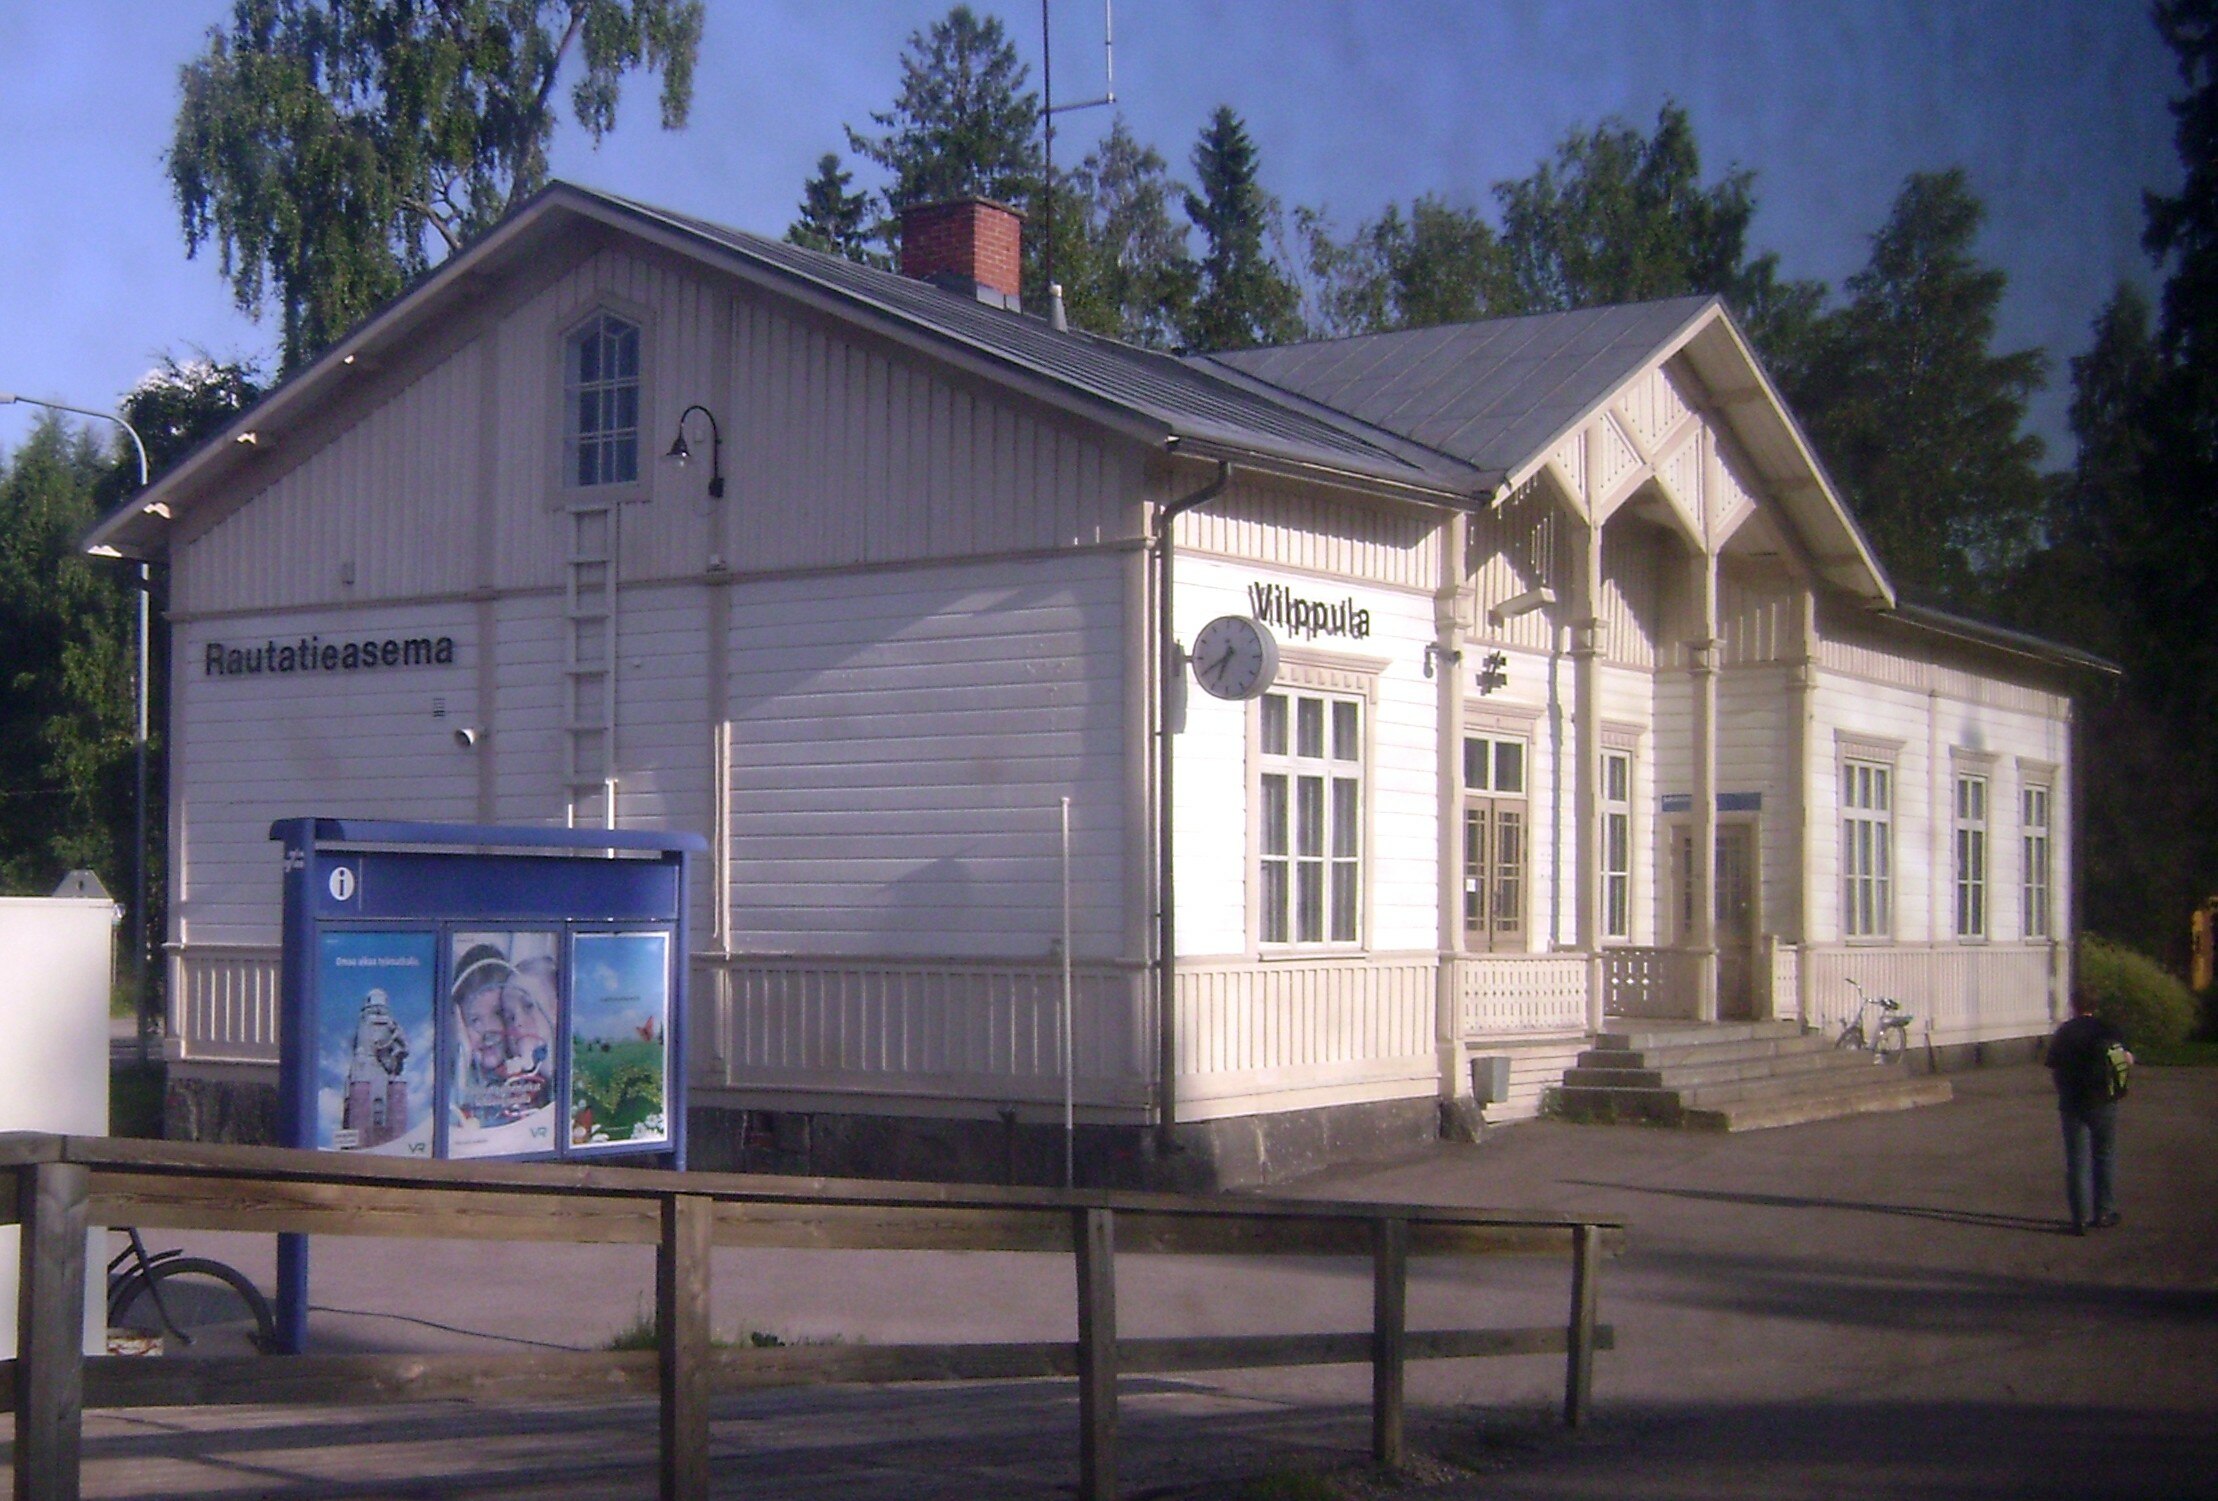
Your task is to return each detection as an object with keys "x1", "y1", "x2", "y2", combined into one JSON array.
[{"x1": 204, "y1": 632, "x2": 459, "y2": 677}]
